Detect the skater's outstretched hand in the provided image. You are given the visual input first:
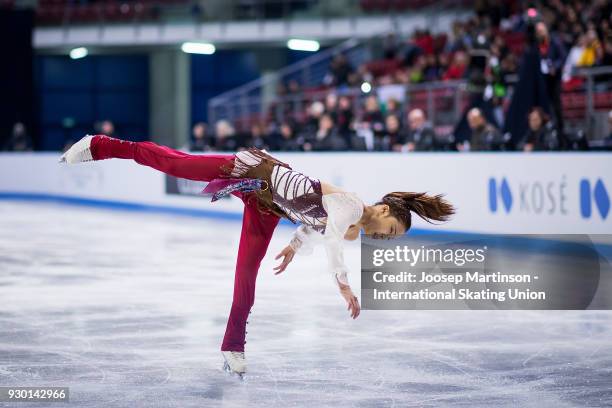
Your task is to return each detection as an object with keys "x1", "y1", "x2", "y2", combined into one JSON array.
[
  {"x1": 337, "y1": 278, "x2": 360, "y2": 319},
  {"x1": 274, "y1": 245, "x2": 295, "y2": 275}
]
